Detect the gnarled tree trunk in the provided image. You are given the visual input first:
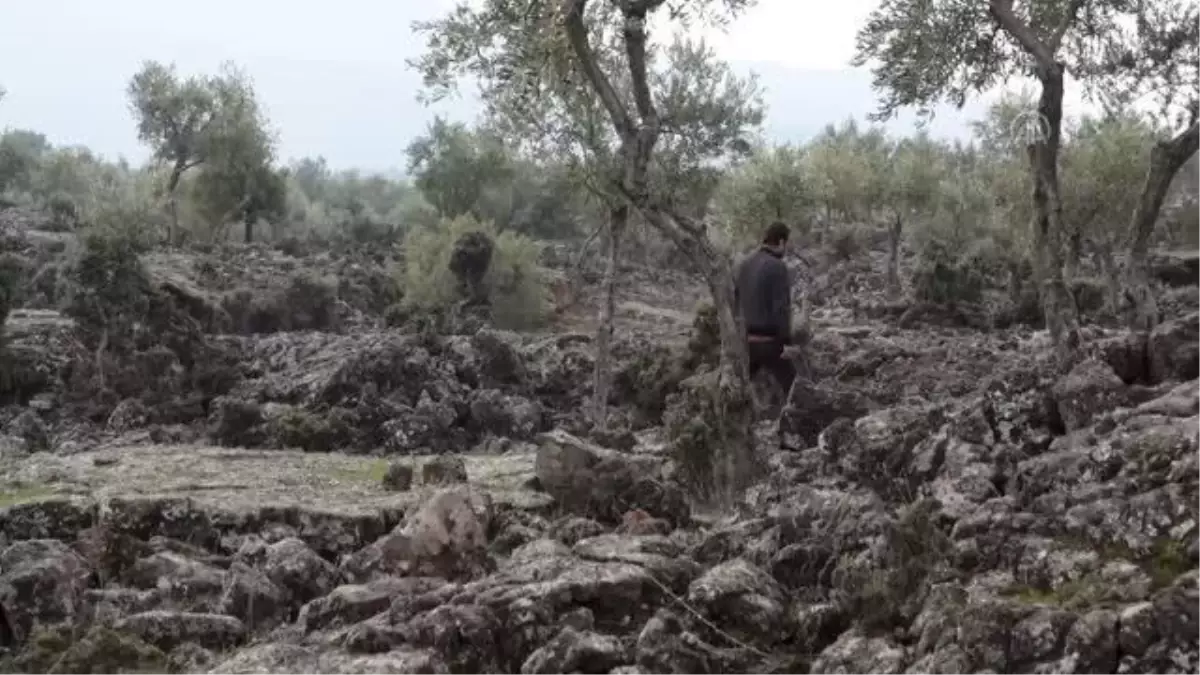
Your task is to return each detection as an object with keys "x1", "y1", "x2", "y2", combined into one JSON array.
[
  {"x1": 165, "y1": 160, "x2": 187, "y2": 247},
  {"x1": 1123, "y1": 122, "x2": 1199, "y2": 332},
  {"x1": 640, "y1": 207, "x2": 758, "y2": 498},
  {"x1": 563, "y1": 0, "x2": 758, "y2": 497},
  {"x1": 1026, "y1": 63, "x2": 1080, "y2": 364},
  {"x1": 886, "y1": 212, "x2": 903, "y2": 299},
  {"x1": 590, "y1": 204, "x2": 627, "y2": 429},
  {"x1": 1064, "y1": 220, "x2": 1082, "y2": 282},
  {"x1": 988, "y1": 0, "x2": 1082, "y2": 364}
]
